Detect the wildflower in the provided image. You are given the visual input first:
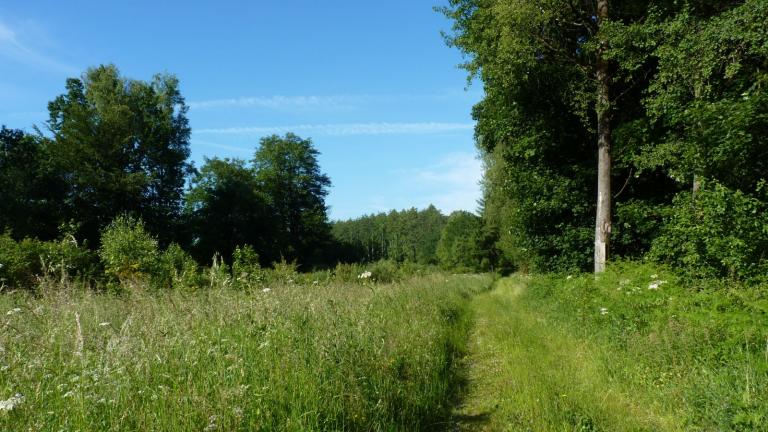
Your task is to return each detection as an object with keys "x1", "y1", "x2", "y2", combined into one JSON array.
[
  {"x1": 0, "y1": 393, "x2": 24, "y2": 411},
  {"x1": 5, "y1": 308, "x2": 21, "y2": 316},
  {"x1": 599, "y1": 307, "x2": 608, "y2": 316},
  {"x1": 648, "y1": 280, "x2": 666, "y2": 290},
  {"x1": 358, "y1": 271, "x2": 372, "y2": 279},
  {"x1": 262, "y1": 288, "x2": 271, "y2": 293},
  {"x1": 204, "y1": 415, "x2": 218, "y2": 431},
  {"x1": 566, "y1": 275, "x2": 573, "y2": 280}
]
